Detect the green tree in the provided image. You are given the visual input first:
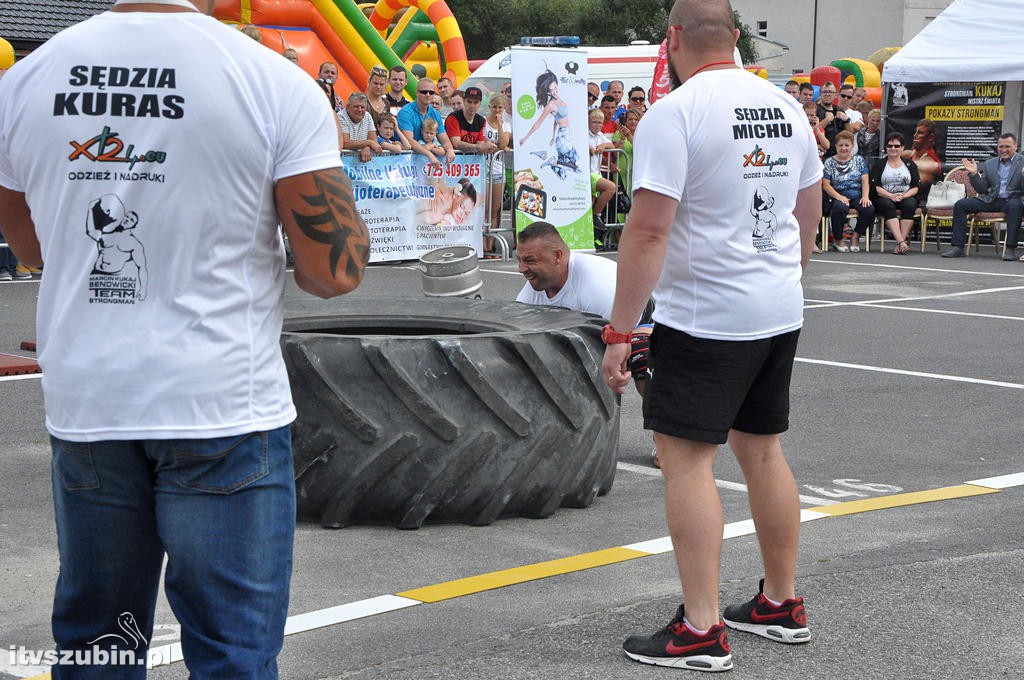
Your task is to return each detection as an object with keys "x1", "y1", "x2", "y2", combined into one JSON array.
[
  {"x1": 448, "y1": 1, "x2": 757, "y2": 63},
  {"x1": 448, "y1": 0, "x2": 674, "y2": 59},
  {"x1": 733, "y1": 10, "x2": 758, "y2": 64}
]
